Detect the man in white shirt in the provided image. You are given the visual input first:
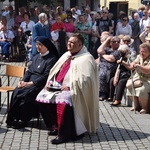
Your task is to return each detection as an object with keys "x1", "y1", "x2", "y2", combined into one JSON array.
[
  {"x1": 75, "y1": 6, "x2": 81, "y2": 15},
  {"x1": 139, "y1": 10, "x2": 150, "y2": 33},
  {"x1": 0, "y1": 25, "x2": 14, "y2": 60}
]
